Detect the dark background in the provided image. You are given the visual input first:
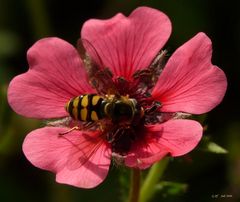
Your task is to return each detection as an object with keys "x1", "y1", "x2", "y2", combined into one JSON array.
[{"x1": 0, "y1": 0, "x2": 239, "y2": 202}]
